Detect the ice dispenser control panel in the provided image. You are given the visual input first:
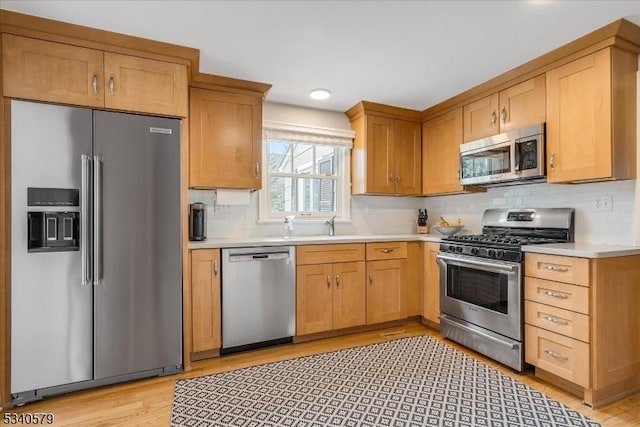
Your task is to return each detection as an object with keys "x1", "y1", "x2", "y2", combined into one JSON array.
[{"x1": 27, "y1": 188, "x2": 80, "y2": 252}]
